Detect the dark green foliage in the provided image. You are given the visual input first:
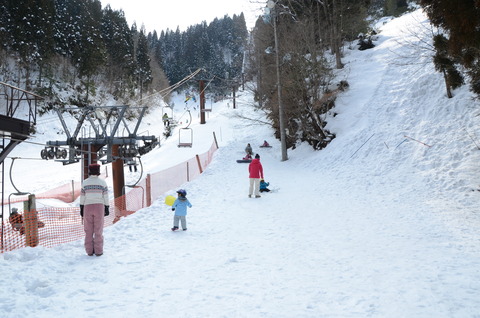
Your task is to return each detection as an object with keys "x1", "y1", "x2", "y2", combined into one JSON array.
[
  {"x1": 432, "y1": 34, "x2": 463, "y2": 92},
  {"x1": 136, "y1": 27, "x2": 152, "y2": 97},
  {"x1": 385, "y1": 0, "x2": 408, "y2": 16},
  {"x1": 0, "y1": 0, "x2": 171, "y2": 108},
  {"x1": 2, "y1": 0, "x2": 55, "y2": 77},
  {"x1": 101, "y1": 5, "x2": 136, "y2": 97},
  {"x1": 420, "y1": 0, "x2": 480, "y2": 95},
  {"x1": 156, "y1": 14, "x2": 248, "y2": 90},
  {"x1": 1, "y1": 0, "x2": 248, "y2": 108}
]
